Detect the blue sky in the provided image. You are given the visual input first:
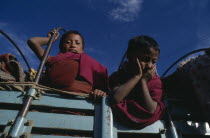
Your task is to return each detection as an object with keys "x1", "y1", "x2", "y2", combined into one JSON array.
[{"x1": 0, "y1": 0, "x2": 210, "y2": 76}]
